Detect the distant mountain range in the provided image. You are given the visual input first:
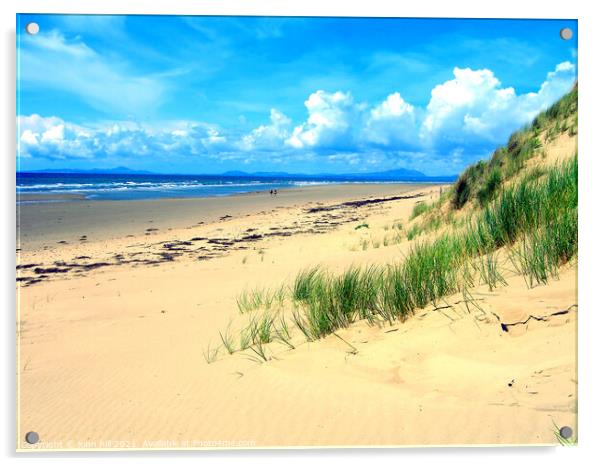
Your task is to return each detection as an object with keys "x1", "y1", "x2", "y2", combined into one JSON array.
[
  {"x1": 21, "y1": 166, "x2": 457, "y2": 182},
  {"x1": 222, "y1": 167, "x2": 455, "y2": 182}
]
